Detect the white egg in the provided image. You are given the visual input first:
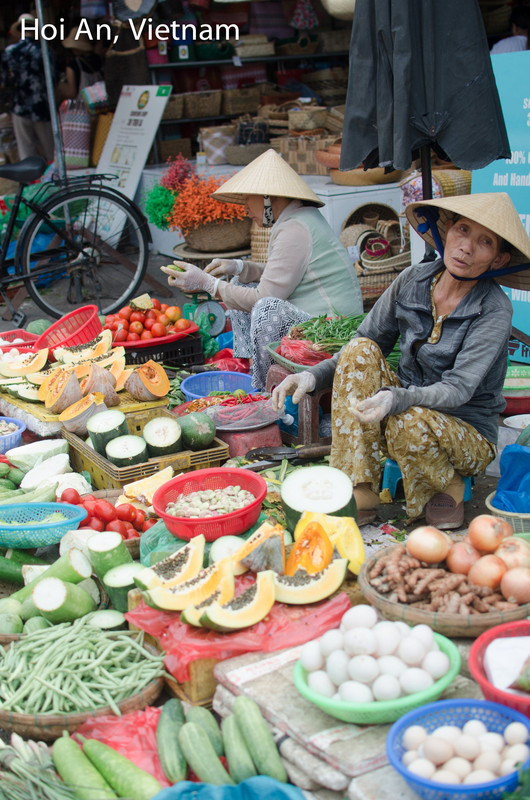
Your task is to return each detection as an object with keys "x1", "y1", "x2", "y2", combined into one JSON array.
[
  {"x1": 407, "y1": 758, "x2": 436, "y2": 779},
  {"x1": 347, "y1": 654, "x2": 380, "y2": 684},
  {"x1": 500, "y1": 758, "x2": 520, "y2": 776},
  {"x1": 479, "y1": 732, "x2": 505, "y2": 754},
  {"x1": 378, "y1": 655, "x2": 407, "y2": 678},
  {"x1": 373, "y1": 621, "x2": 402, "y2": 656},
  {"x1": 474, "y1": 751, "x2": 501, "y2": 774},
  {"x1": 402, "y1": 725, "x2": 428, "y2": 751},
  {"x1": 402, "y1": 749, "x2": 419, "y2": 767},
  {"x1": 326, "y1": 650, "x2": 350, "y2": 687},
  {"x1": 398, "y1": 637, "x2": 427, "y2": 666},
  {"x1": 332, "y1": 693, "x2": 341, "y2": 701},
  {"x1": 300, "y1": 640, "x2": 325, "y2": 672},
  {"x1": 338, "y1": 680, "x2": 373, "y2": 704},
  {"x1": 307, "y1": 670, "x2": 336, "y2": 698},
  {"x1": 343, "y1": 626, "x2": 377, "y2": 656},
  {"x1": 504, "y1": 722, "x2": 530, "y2": 746},
  {"x1": 431, "y1": 769, "x2": 460, "y2": 784},
  {"x1": 422, "y1": 650, "x2": 450, "y2": 680},
  {"x1": 410, "y1": 624, "x2": 435, "y2": 651},
  {"x1": 372, "y1": 674, "x2": 401, "y2": 701},
  {"x1": 453, "y1": 734, "x2": 481, "y2": 761},
  {"x1": 503, "y1": 743, "x2": 530, "y2": 764},
  {"x1": 432, "y1": 726, "x2": 462, "y2": 743},
  {"x1": 423, "y1": 737, "x2": 454, "y2": 766},
  {"x1": 319, "y1": 629, "x2": 344, "y2": 657},
  {"x1": 340, "y1": 604, "x2": 378, "y2": 630},
  {"x1": 462, "y1": 719, "x2": 488, "y2": 738},
  {"x1": 463, "y1": 769, "x2": 497, "y2": 784},
  {"x1": 444, "y1": 757, "x2": 472, "y2": 780},
  {"x1": 399, "y1": 667, "x2": 434, "y2": 695},
  {"x1": 394, "y1": 621, "x2": 413, "y2": 637}
]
